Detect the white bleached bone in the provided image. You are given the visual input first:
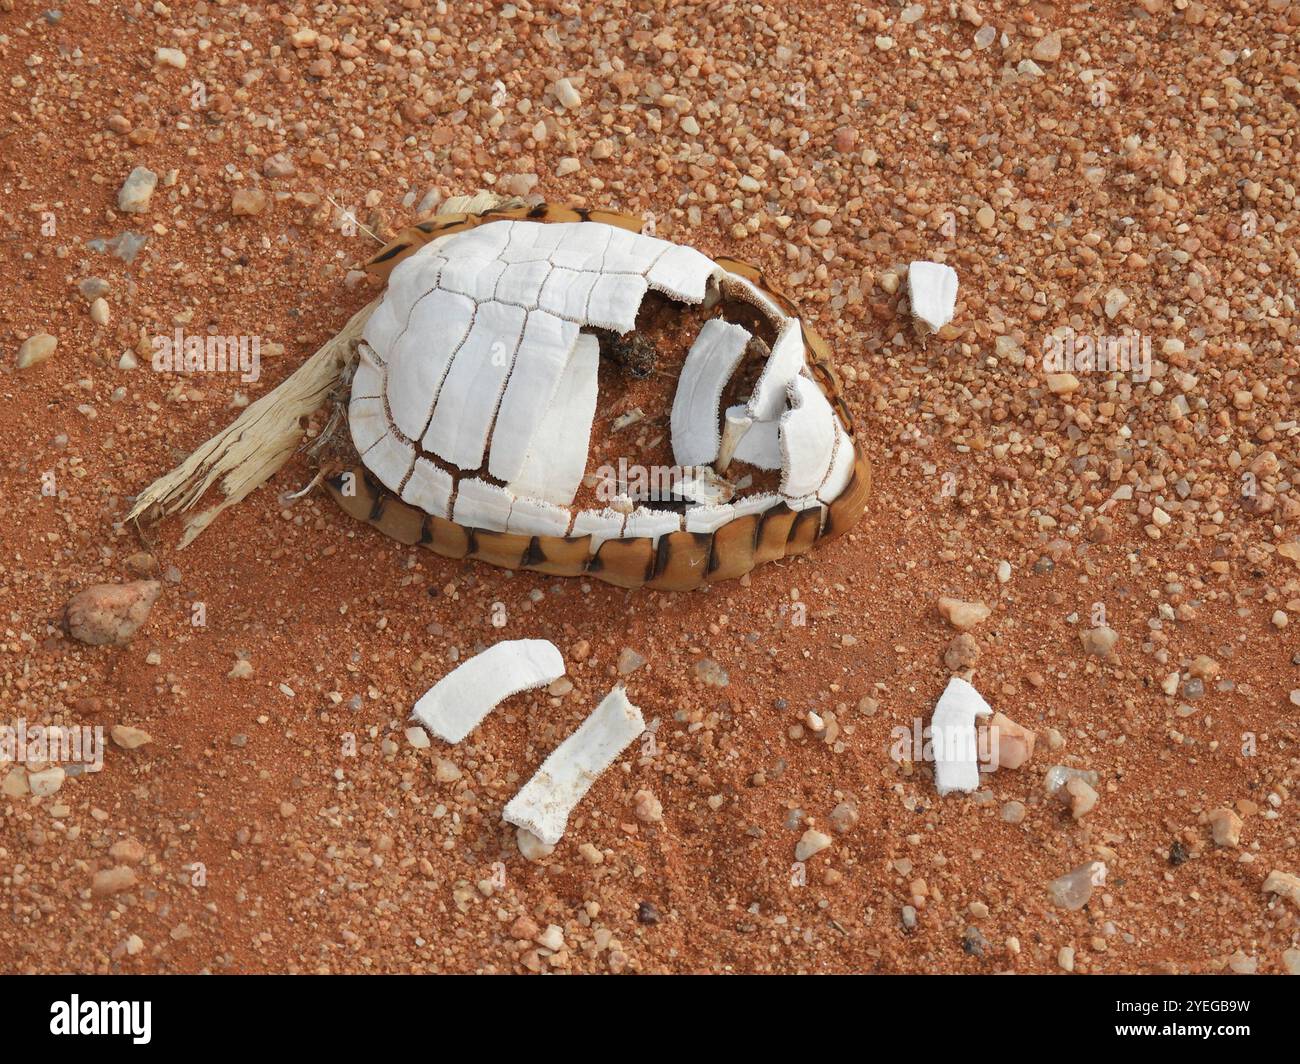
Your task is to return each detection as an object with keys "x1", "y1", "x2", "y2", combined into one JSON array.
[
  {"x1": 748, "y1": 320, "x2": 806, "y2": 422},
  {"x1": 337, "y1": 217, "x2": 861, "y2": 559},
  {"x1": 685, "y1": 503, "x2": 735, "y2": 533},
  {"x1": 658, "y1": 468, "x2": 734, "y2": 507},
  {"x1": 817, "y1": 423, "x2": 856, "y2": 505},
  {"x1": 603, "y1": 246, "x2": 661, "y2": 275},
  {"x1": 555, "y1": 221, "x2": 613, "y2": 258},
  {"x1": 721, "y1": 404, "x2": 782, "y2": 471},
  {"x1": 350, "y1": 346, "x2": 383, "y2": 397},
  {"x1": 401, "y1": 457, "x2": 453, "y2": 518},
  {"x1": 503, "y1": 686, "x2": 646, "y2": 845},
  {"x1": 600, "y1": 225, "x2": 642, "y2": 261},
  {"x1": 384, "y1": 288, "x2": 476, "y2": 441},
  {"x1": 496, "y1": 257, "x2": 552, "y2": 296},
  {"x1": 571, "y1": 508, "x2": 626, "y2": 551},
  {"x1": 348, "y1": 394, "x2": 386, "y2": 455},
  {"x1": 422, "y1": 300, "x2": 528, "y2": 469},
  {"x1": 585, "y1": 273, "x2": 648, "y2": 333},
  {"x1": 452, "y1": 478, "x2": 514, "y2": 532},
  {"x1": 623, "y1": 506, "x2": 682, "y2": 545},
  {"x1": 715, "y1": 408, "x2": 751, "y2": 473},
  {"x1": 671, "y1": 319, "x2": 751, "y2": 467},
  {"x1": 497, "y1": 220, "x2": 542, "y2": 262},
  {"x1": 360, "y1": 248, "x2": 445, "y2": 358},
  {"x1": 538, "y1": 267, "x2": 598, "y2": 321},
  {"x1": 731, "y1": 491, "x2": 781, "y2": 518},
  {"x1": 628, "y1": 468, "x2": 730, "y2": 507},
  {"x1": 931, "y1": 676, "x2": 993, "y2": 796},
  {"x1": 507, "y1": 495, "x2": 572, "y2": 537},
  {"x1": 412, "y1": 639, "x2": 565, "y2": 744},
  {"x1": 361, "y1": 431, "x2": 414, "y2": 494},
  {"x1": 647, "y1": 244, "x2": 719, "y2": 303},
  {"x1": 908, "y1": 260, "x2": 958, "y2": 333},
  {"x1": 778, "y1": 375, "x2": 836, "y2": 500},
  {"x1": 487, "y1": 311, "x2": 580, "y2": 482},
  {"x1": 508, "y1": 333, "x2": 600, "y2": 506},
  {"x1": 437, "y1": 256, "x2": 507, "y2": 303},
  {"x1": 446, "y1": 218, "x2": 516, "y2": 261}
]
